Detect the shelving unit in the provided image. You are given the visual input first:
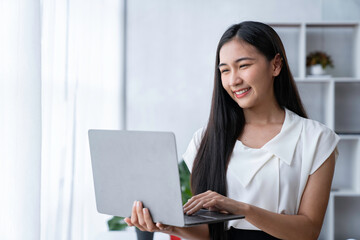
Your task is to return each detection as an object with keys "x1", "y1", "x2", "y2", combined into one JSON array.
[{"x1": 270, "y1": 22, "x2": 360, "y2": 240}]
